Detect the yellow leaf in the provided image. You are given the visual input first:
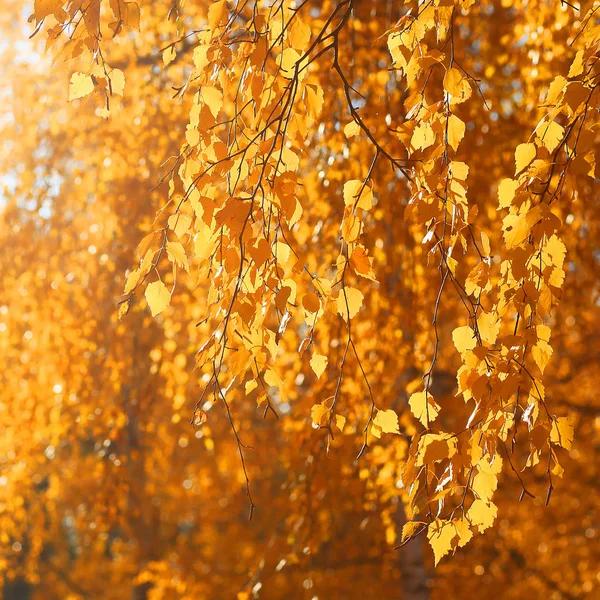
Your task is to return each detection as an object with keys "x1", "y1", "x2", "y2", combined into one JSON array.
[
  {"x1": 145, "y1": 281, "x2": 171, "y2": 317},
  {"x1": 140, "y1": 248, "x2": 156, "y2": 275},
  {"x1": 477, "y1": 311, "x2": 500, "y2": 345},
  {"x1": 502, "y1": 203, "x2": 542, "y2": 249},
  {"x1": 201, "y1": 86, "x2": 223, "y2": 119},
  {"x1": 335, "y1": 414, "x2": 346, "y2": 432},
  {"x1": 343, "y1": 180, "x2": 373, "y2": 210},
  {"x1": 552, "y1": 459, "x2": 565, "y2": 479},
  {"x1": 310, "y1": 352, "x2": 328, "y2": 379},
  {"x1": 168, "y1": 213, "x2": 193, "y2": 240},
  {"x1": 453, "y1": 517, "x2": 473, "y2": 548},
  {"x1": 289, "y1": 17, "x2": 311, "y2": 50},
  {"x1": 502, "y1": 213, "x2": 528, "y2": 249},
  {"x1": 124, "y1": 269, "x2": 141, "y2": 295},
  {"x1": 480, "y1": 231, "x2": 491, "y2": 256},
  {"x1": 349, "y1": 245, "x2": 377, "y2": 281},
  {"x1": 193, "y1": 45, "x2": 210, "y2": 71},
  {"x1": 311, "y1": 403, "x2": 330, "y2": 427},
  {"x1": 118, "y1": 300, "x2": 130, "y2": 320},
  {"x1": 69, "y1": 73, "x2": 94, "y2": 101},
  {"x1": 304, "y1": 84, "x2": 324, "y2": 117},
  {"x1": 443, "y1": 68, "x2": 471, "y2": 104},
  {"x1": 514, "y1": 143, "x2": 536, "y2": 175},
  {"x1": 163, "y1": 46, "x2": 176, "y2": 66},
  {"x1": 193, "y1": 408, "x2": 208, "y2": 426},
  {"x1": 337, "y1": 287, "x2": 364, "y2": 321},
  {"x1": 427, "y1": 519, "x2": 456, "y2": 565},
  {"x1": 416, "y1": 434, "x2": 458, "y2": 466},
  {"x1": 279, "y1": 48, "x2": 301, "y2": 79},
  {"x1": 538, "y1": 120, "x2": 564, "y2": 153},
  {"x1": 544, "y1": 235, "x2": 566, "y2": 269},
  {"x1": 550, "y1": 417, "x2": 574, "y2": 450},
  {"x1": 471, "y1": 469, "x2": 498, "y2": 503},
  {"x1": 411, "y1": 121, "x2": 435, "y2": 151},
  {"x1": 467, "y1": 499, "x2": 497, "y2": 533},
  {"x1": 401, "y1": 521, "x2": 425, "y2": 542},
  {"x1": 109, "y1": 68, "x2": 125, "y2": 96},
  {"x1": 341, "y1": 212, "x2": 362, "y2": 242},
  {"x1": 497, "y1": 178, "x2": 519, "y2": 209},
  {"x1": 408, "y1": 391, "x2": 440, "y2": 427},
  {"x1": 208, "y1": 0, "x2": 228, "y2": 29},
  {"x1": 166, "y1": 241, "x2": 190, "y2": 273},
  {"x1": 532, "y1": 339, "x2": 553, "y2": 373},
  {"x1": 373, "y1": 409, "x2": 400, "y2": 434},
  {"x1": 452, "y1": 325, "x2": 476, "y2": 355},
  {"x1": 34, "y1": 0, "x2": 62, "y2": 22},
  {"x1": 344, "y1": 121, "x2": 361, "y2": 138},
  {"x1": 450, "y1": 161, "x2": 469, "y2": 180},
  {"x1": 228, "y1": 348, "x2": 250, "y2": 378},
  {"x1": 545, "y1": 75, "x2": 567, "y2": 105},
  {"x1": 447, "y1": 114, "x2": 465, "y2": 151},
  {"x1": 568, "y1": 50, "x2": 584, "y2": 78},
  {"x1": 264, "y1": 368, "x2": 283, "y2": 389}
]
